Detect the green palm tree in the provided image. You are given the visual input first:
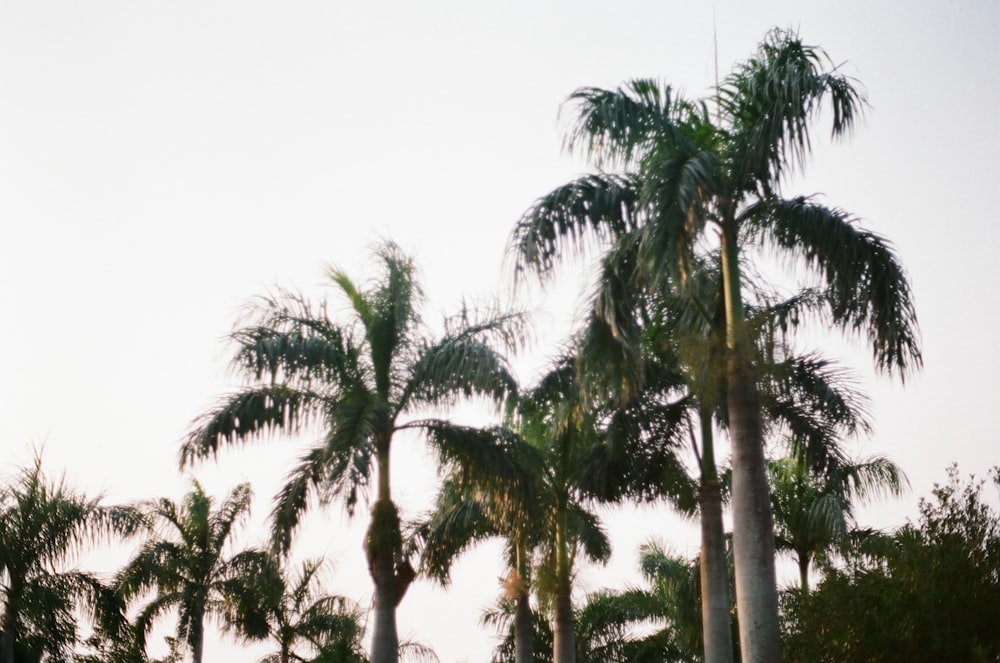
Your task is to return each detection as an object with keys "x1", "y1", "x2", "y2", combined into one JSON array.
[
  {"x1": 579, "y1": 245, "x2": 871, "y2": 663},
  {"x1": 421, "y1": 357, "x2": 615, "y2": 663},
  {"x1": 510, "y1": 358, "x2": 616, "y2": 663},
  {"x1": 249, "y1": 558, "x2": 367, "y2": 663},
  {"x1": 181, "y1": 240, "x2": 524, "y2": 663},
  {"x1": 418, "y1": 455, "x2": 540, "y2": 663},
  {"x1": 510, "y1": 29, "x2": 920, "y2": 661},
  {"x1": 576, "y1": 542, "x2": 716, "y2": 663},
  {"x1": 769, "y1": 453, "x2": 907, "y2": 592},
  {"x1": 0, "y1": 455, "x2": 139, "y2": 663},
  {"x1": 117, "y1": 481, "x2": 270, "y2": 663}
]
